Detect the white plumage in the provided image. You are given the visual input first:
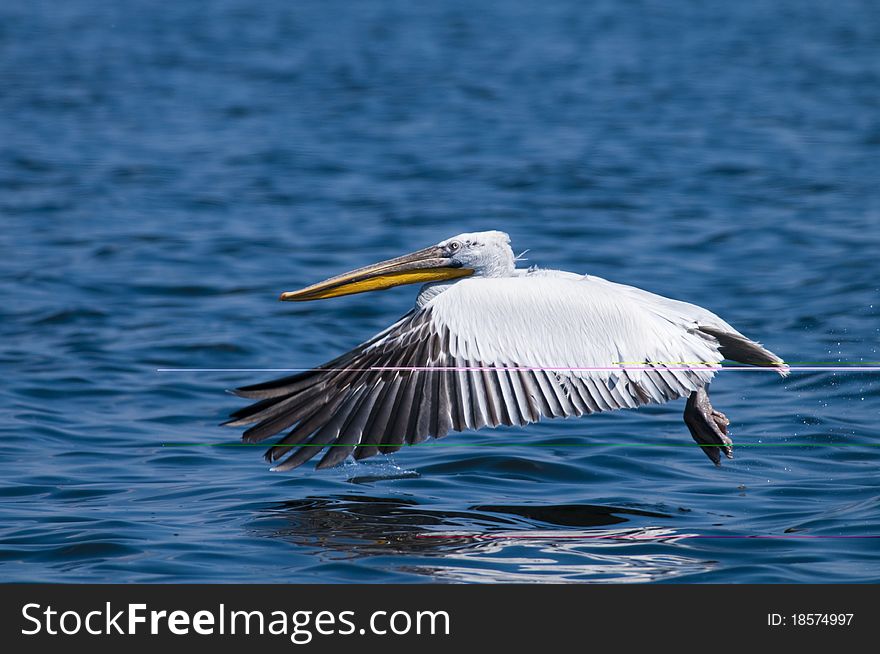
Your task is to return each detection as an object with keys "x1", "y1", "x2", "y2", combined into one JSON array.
[{"x1": 228, "y1": 230, "x2": 786, "y2": 471}]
